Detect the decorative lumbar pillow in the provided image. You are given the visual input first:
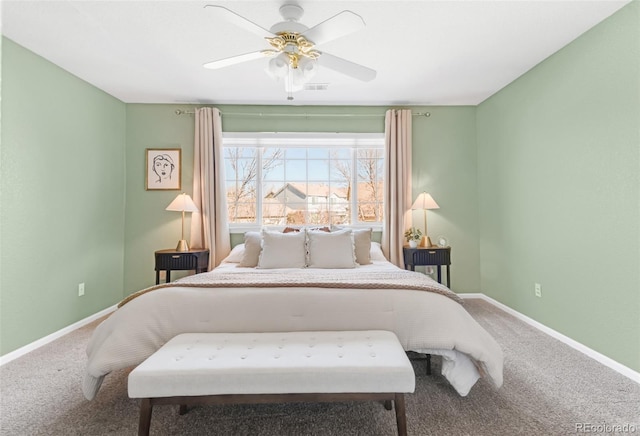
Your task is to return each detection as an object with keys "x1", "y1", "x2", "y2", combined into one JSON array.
[
  {"x1": 258, "y1": 230, "x2": 307, "y2": 269},
  {"x1": 239, "y1": 232, "x2": 262, "y2": 267},
  {"x1": 307, "y1": 229, "x2": 357, "y2": 269}
]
